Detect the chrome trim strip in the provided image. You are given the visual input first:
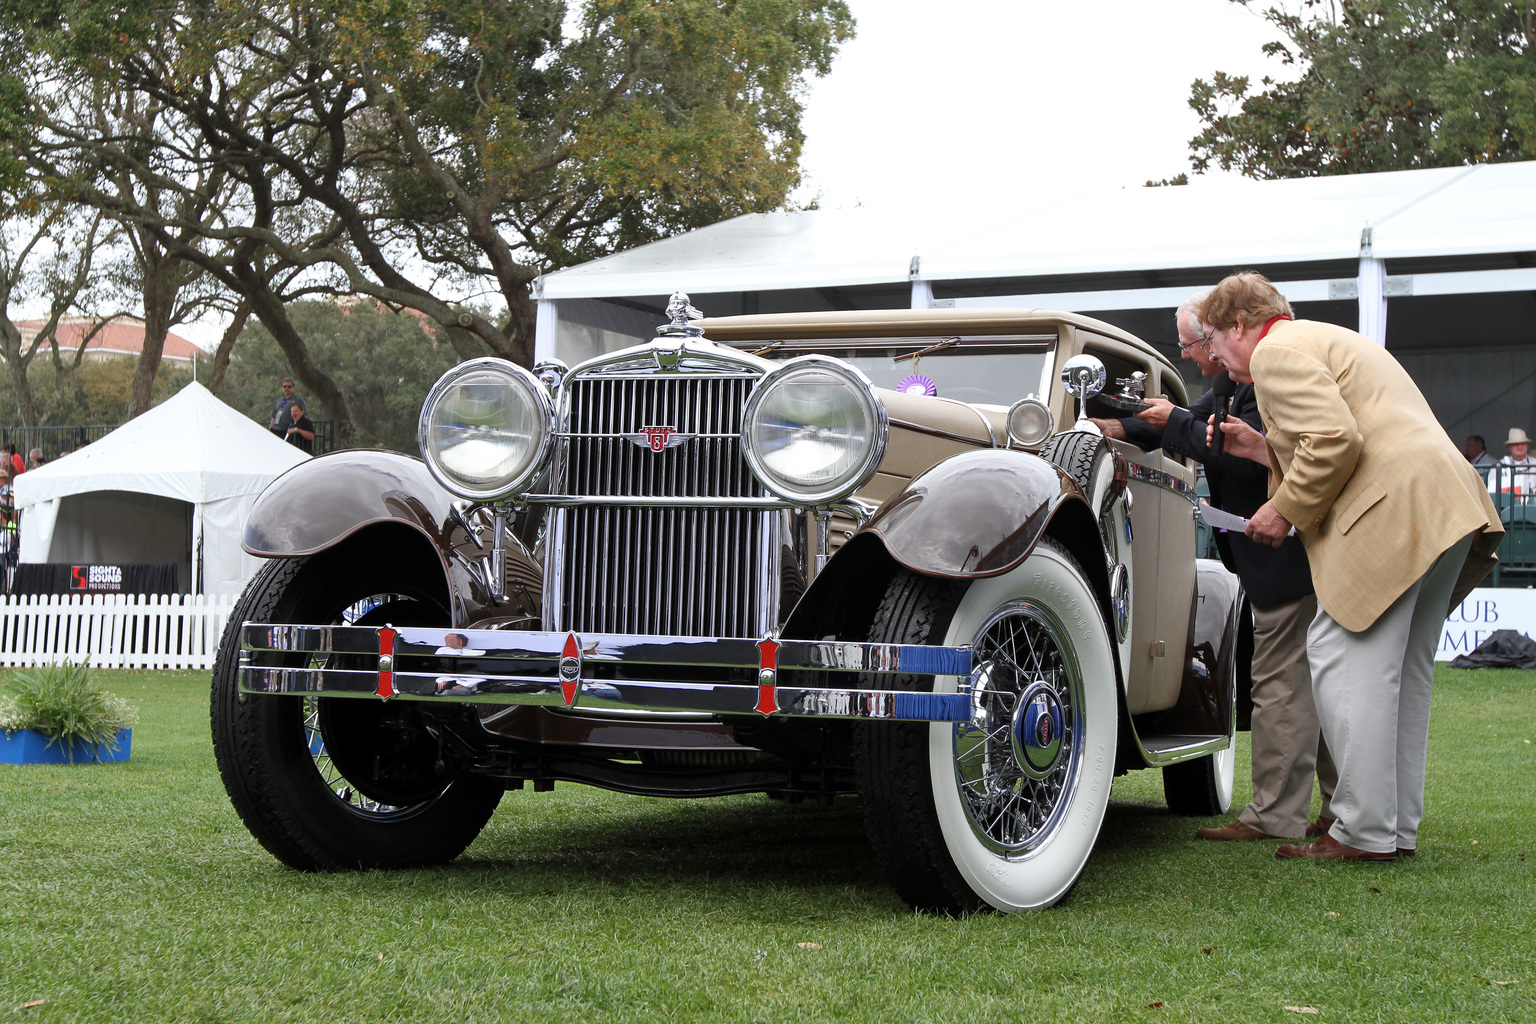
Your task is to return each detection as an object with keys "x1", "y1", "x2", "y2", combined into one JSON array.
[
  {"x1": 524, "y1": 494, "x2": 791, "y2": 509},
  {"x1": 1135, "y1": 734, "x2": 1232, "y2": 766},
  {"x1": 887, "y1": 418, "x2": 994, "y2": 449},
  {"x1": 1125, "y1": 462, "x2": 1199, "y2": 503},
  {"x1": 237, "y1": 666, "x2": 974, "y2": 722}
]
